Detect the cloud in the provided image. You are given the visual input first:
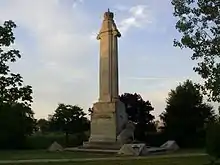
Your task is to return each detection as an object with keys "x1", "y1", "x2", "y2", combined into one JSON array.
[
  {"x1": 0, "y1": 0, "x2": 95, "y2": 81},
  {"x1": 123, "y1": 76, "x2": 204, "y2": 119},
  {"x1": 0, "y1": 0, "x2": 96, "y2": 118},
  {"x1": 126, "y1": 77, "x2": 180, "y2": 81},
  {"x1": 118, "y1": 5, "x2": 153, "y2": 34},
  {"x1": 114, "y1": 5, "x2": 129, "y2": 12},
  {"x1": 89, "y1": 4, "x2": 154, "y2": 40},
  {"x1": 72, "y1": 0, "x2": 84, "y2": 8}
]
